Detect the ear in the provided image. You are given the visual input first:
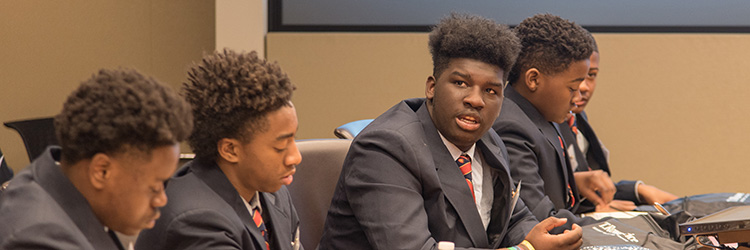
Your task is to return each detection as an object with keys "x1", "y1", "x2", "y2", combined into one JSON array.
[
  {"x1": 425, "y1": 76, "x2": 436, "y2": 101},
  {"x1": 88, "y1": 153, "x2": 112, "y2": 190},
  {"x1": 217, "y1": 138, "x2": 241, "y2": 164},
  {"x1": 524, "y1": 68, "x2": 540, "y2": 92}
]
